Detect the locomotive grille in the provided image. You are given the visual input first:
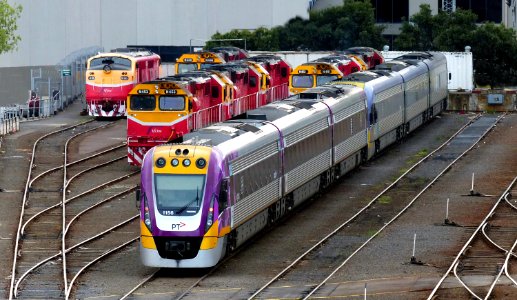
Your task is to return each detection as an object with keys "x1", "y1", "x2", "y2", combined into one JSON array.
[
  {"x1": 285, "y1": 118, "x2": 328, "y2": 147},
  {"x1": 334, "y1": 101, "x2": 364, "y2": 123},
  {"x1": 231, "y1": 142, "x2": 278, "y2": 175},
  {"x1": 154, "y1": 237, "x2": 202, "y2": 260},
  {"x1": 405, "y1": 73, "x2": 428, "y2": 91},
  {"x1": 334, "y1": 131, "x2": 367, "y2": 163},
  {"x1": 285, "y1": 150, "x2": 330, "y2": 193},
  {"x1": 375, "y1": 85, "x2": 402, "y2": 103},
  {"x1": 233, "y1": 179, "x2": 280, "y2": 227}
]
